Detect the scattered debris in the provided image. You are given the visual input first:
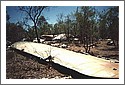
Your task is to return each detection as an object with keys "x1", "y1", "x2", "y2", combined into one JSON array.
[
  {"x1": 33, "y1": 38, "x2": 45, "y2": 43},
  {"x1": 52, "y1": 34, "x2": 67, "y2": 41},
  {"x1": 59, "y1": 44, "x2": 68, "y2": 48},
  {"x1": 51, "y1": 43, "x2": 60, "y2": 47},
  {"x1": 107, "y1": 41, "x2": 115, "y2": 46}
]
